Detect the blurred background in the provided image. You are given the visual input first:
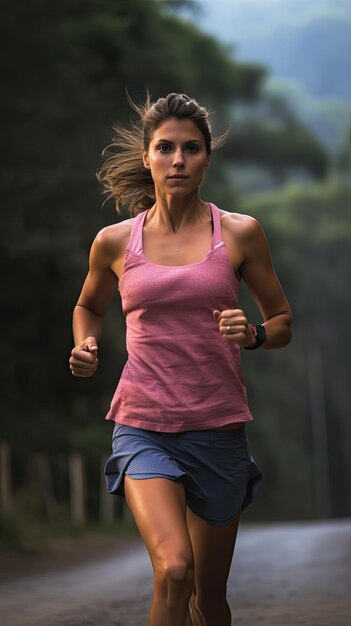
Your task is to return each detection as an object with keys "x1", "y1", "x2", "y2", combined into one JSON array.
[{"x1": 1, "y1": 0, "x2": 350, "y2": 546}]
